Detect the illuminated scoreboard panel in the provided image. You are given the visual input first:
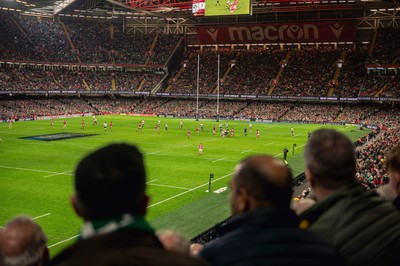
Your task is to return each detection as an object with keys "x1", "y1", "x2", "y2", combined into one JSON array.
[
  {"x1": 192, "y1": 0, "x2": 205, "y2": 16},
  {"x1": 193, "y1": 0, "x2": 251, "y2": 16}
]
